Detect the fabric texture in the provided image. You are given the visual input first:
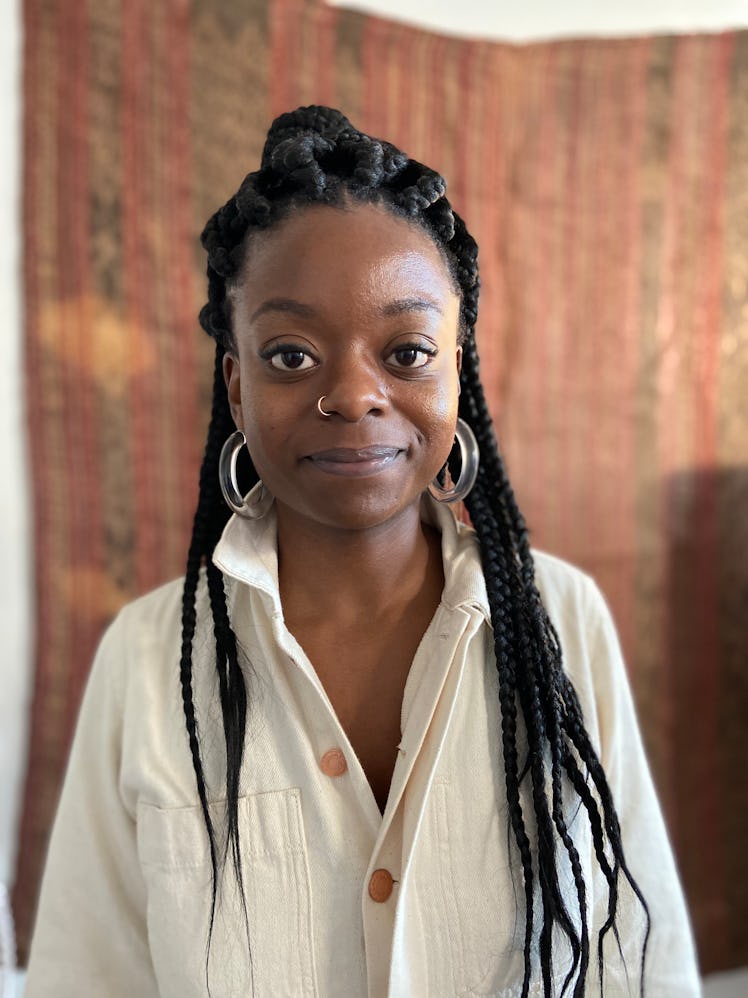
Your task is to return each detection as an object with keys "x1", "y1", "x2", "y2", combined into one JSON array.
[
  {"x1": 15, "y1": 0, "x2": 748, "y2": 975},
  {"x1": 25, "y1": 498, "x2": 699, "y2": 997}
]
